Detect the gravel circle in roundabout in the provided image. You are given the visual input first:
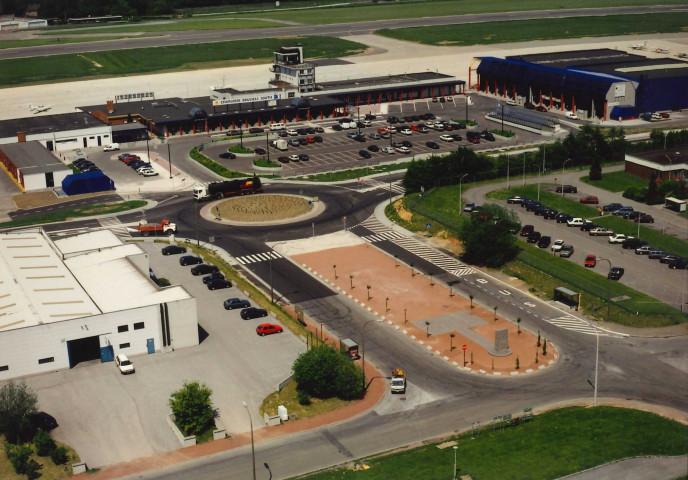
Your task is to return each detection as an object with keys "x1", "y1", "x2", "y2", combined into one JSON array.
[{"x1": 203, "y1": 194, "x2": 325, "y2": 226}]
